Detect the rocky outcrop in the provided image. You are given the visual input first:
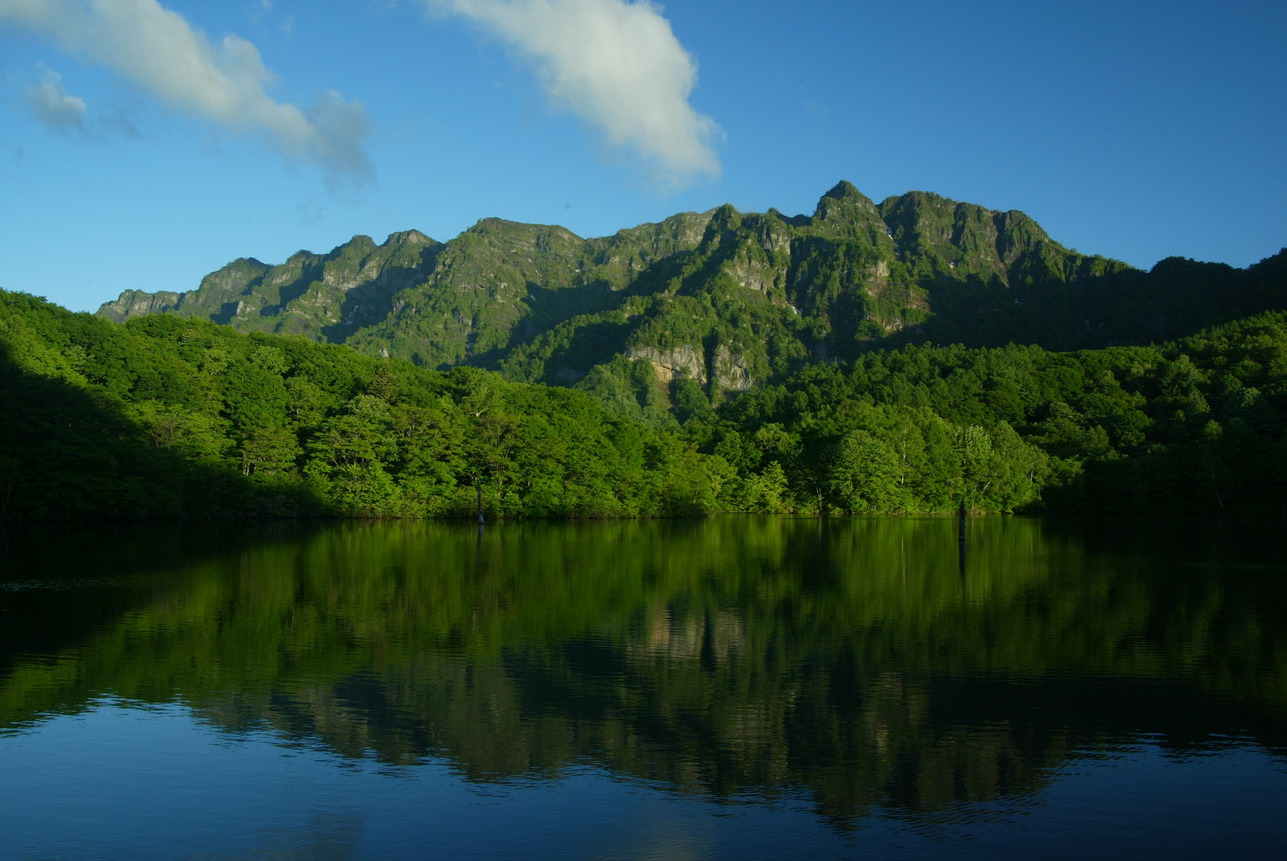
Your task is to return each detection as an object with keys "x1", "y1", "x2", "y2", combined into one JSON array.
[
  {"x1": 627, "y1": 344, "x2": 753, "y2": 391},
  {"x1": 627, "y1": 345, "x2": 707, "y2": 384},
  {"x1": 713, "y1": 345, "x2": 753, "y2": 391},
  {"x1": 97, "y1": 289, "x2": 184, "y2": 323}
]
